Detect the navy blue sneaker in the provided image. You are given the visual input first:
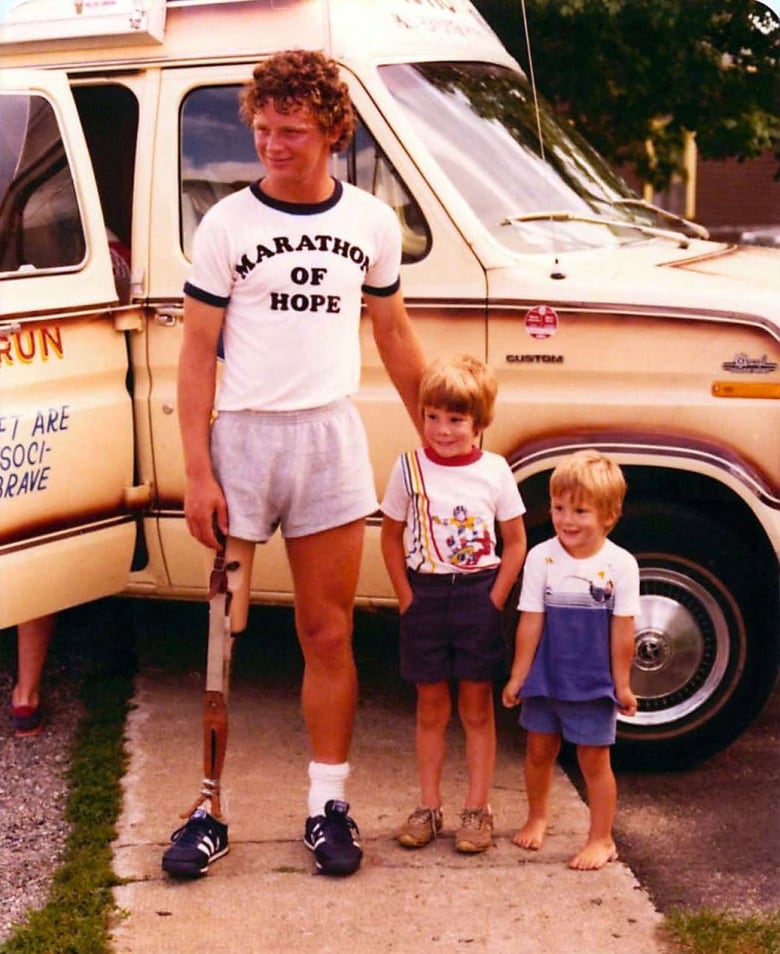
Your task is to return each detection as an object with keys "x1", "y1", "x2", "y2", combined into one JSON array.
[
  {"x1": 304, "y1": 799, "x2": 363, "y2": 876},
  {"x1": 162, "y1": 808, "x2": 229, "y2": 877}
]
